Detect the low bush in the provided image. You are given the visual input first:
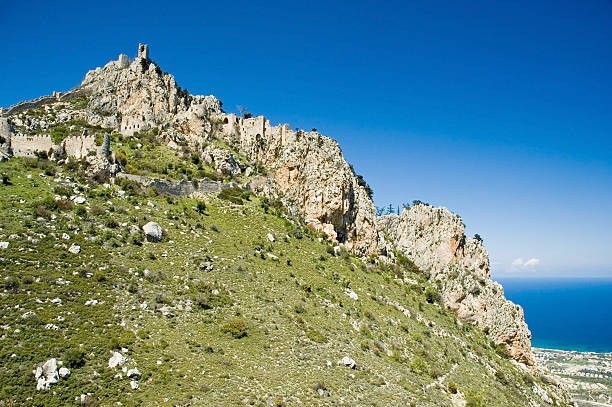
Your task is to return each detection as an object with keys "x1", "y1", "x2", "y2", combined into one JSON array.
[
  {"x1": 221, "y1": 318, "x2": 248, "y2": 338},
  {"x1": 424, "y1": 285, "x2": 441, "y2": 304},
  {"x1": 192, "y1": 282, "x2": 232, "y2": 309}
]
